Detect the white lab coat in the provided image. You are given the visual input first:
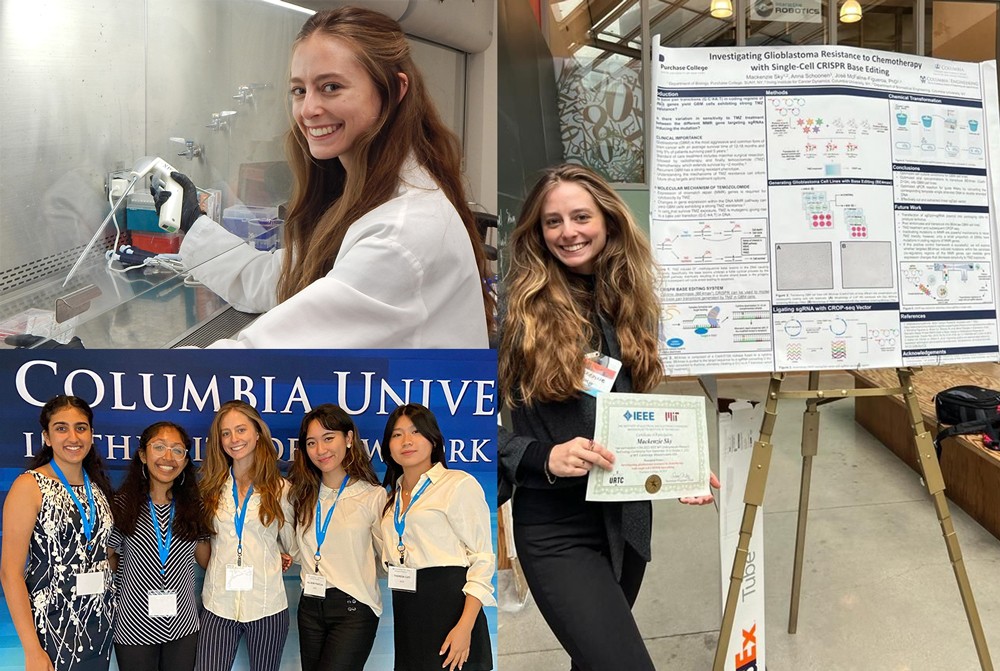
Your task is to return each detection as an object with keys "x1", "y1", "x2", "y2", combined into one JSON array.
[{"x1": 179, "y1": 161, "x2": 489, "y2": 348}]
